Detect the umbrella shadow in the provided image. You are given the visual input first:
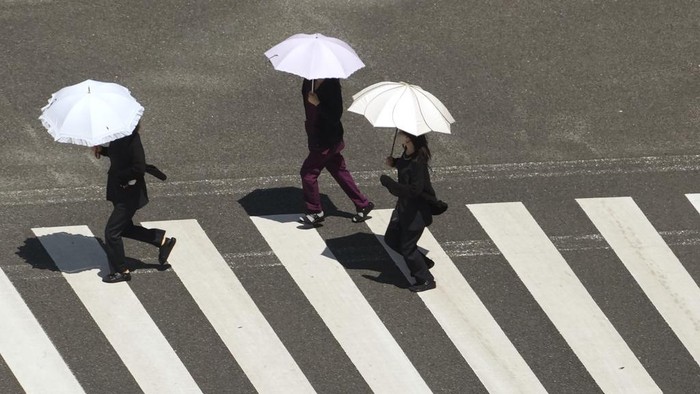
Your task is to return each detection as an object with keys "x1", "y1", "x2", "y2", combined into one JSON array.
[
  {"x1": 16, "y1": 237, "x2": 62, "y2": 272},
  {"x1": 237, "y1": 186, "x2": 354, "y2": 221},
  {"x1": 16, "y1": 234, "x2": 169, "y2": 278},
  {"x1": 323, "y1": 232, "x2": 410, "y2": 289},
  {"x1": 16, "y1": 233, "x2": 108, "y2": 276}
]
